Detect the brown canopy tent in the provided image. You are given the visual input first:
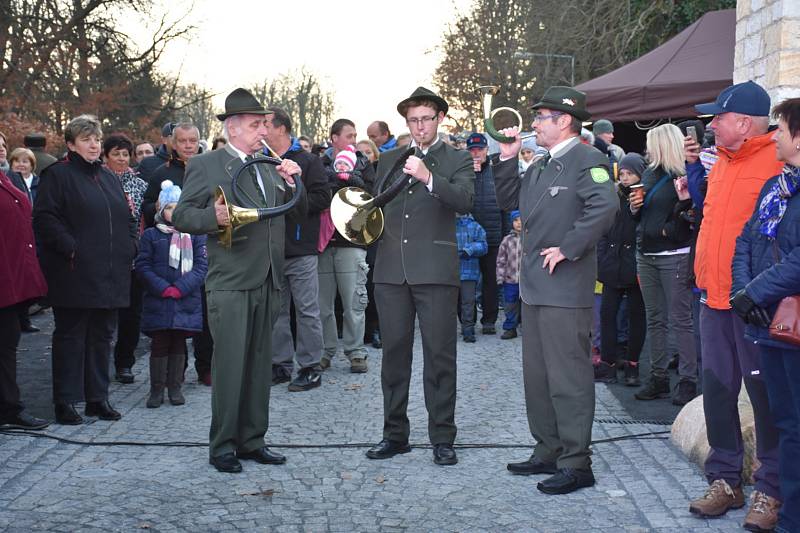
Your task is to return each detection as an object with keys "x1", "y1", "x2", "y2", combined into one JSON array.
[{"x1": 576, "y1": 9, "x2": 735, "y2": 123}]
